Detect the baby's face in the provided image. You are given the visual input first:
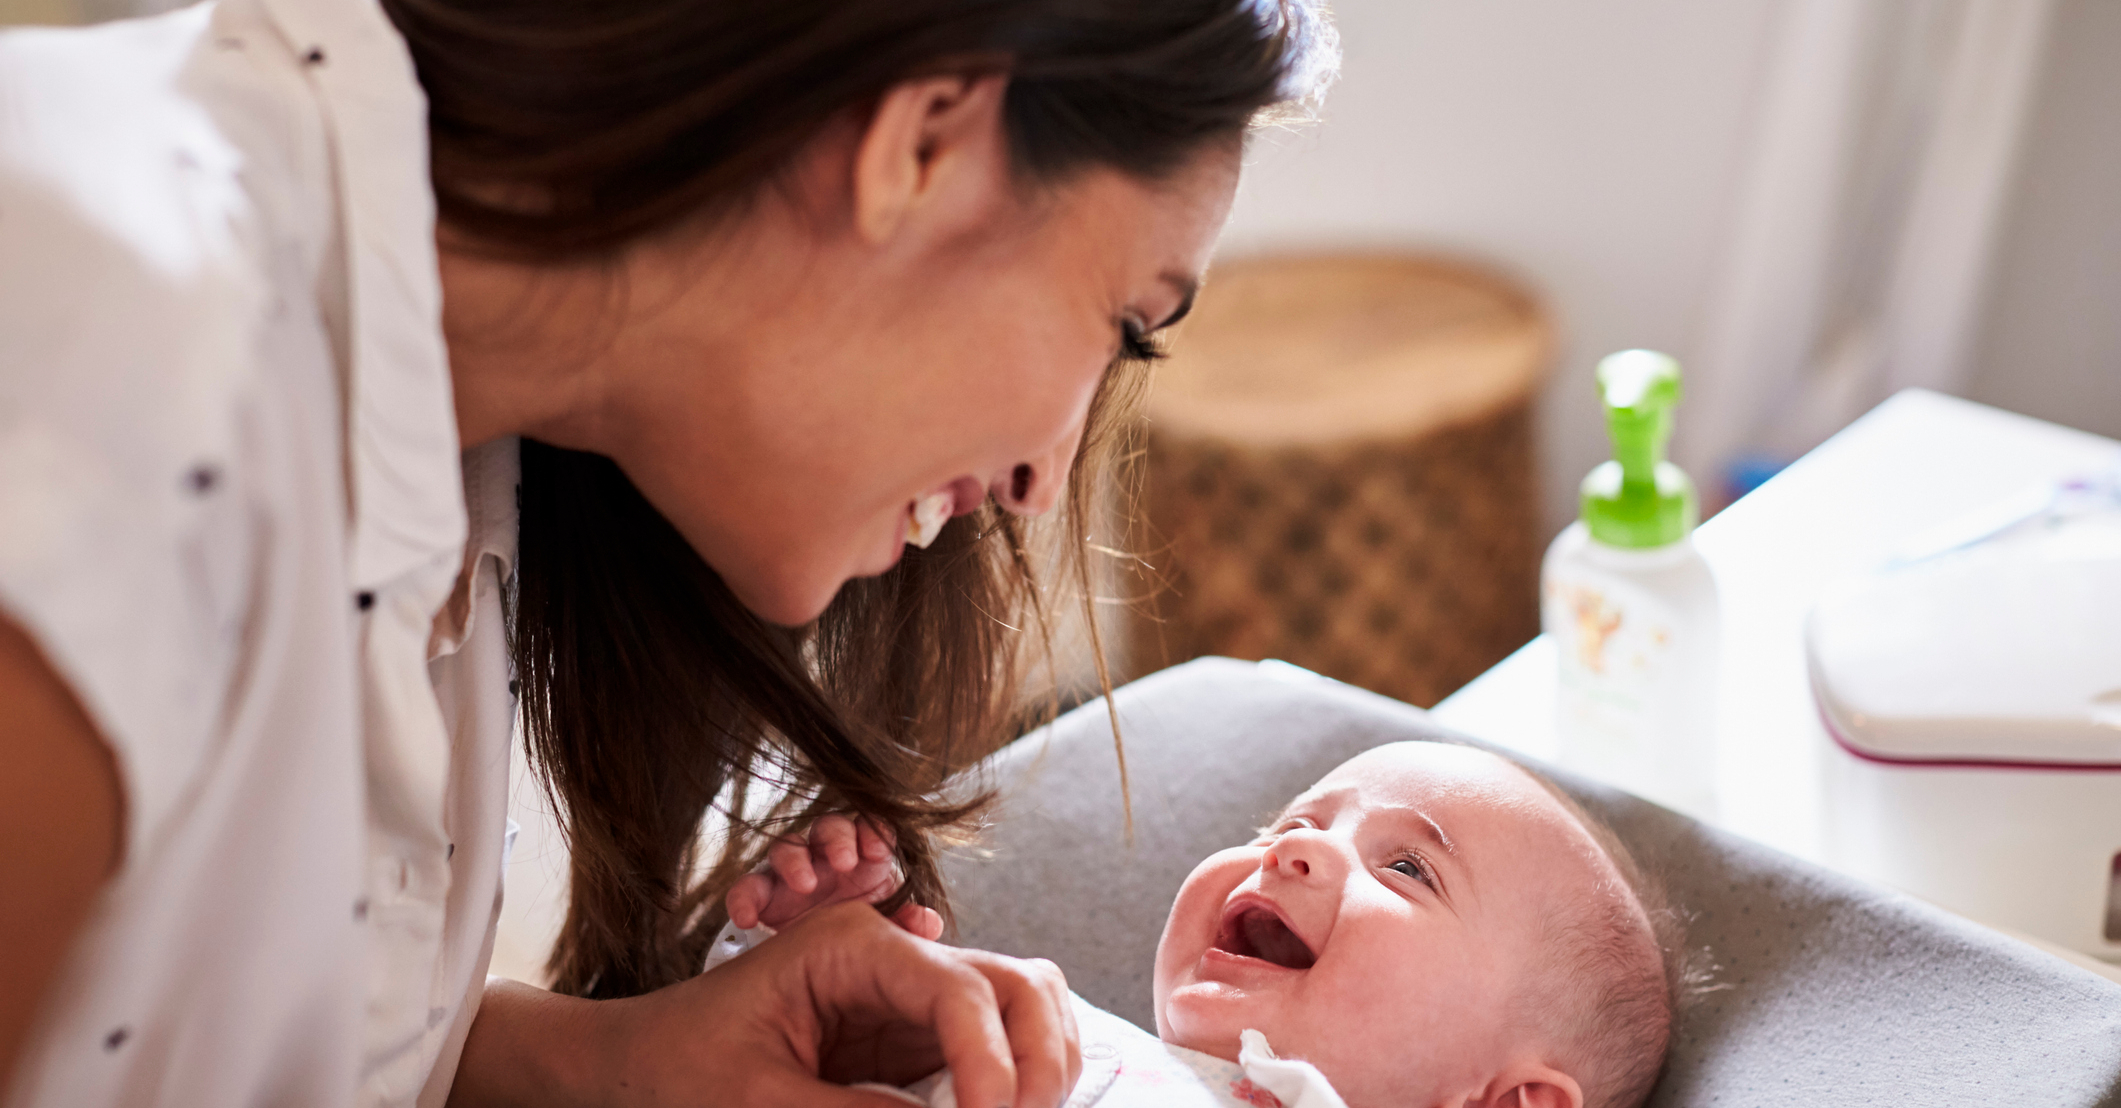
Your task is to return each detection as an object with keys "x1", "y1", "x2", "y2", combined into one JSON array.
[{"x1": 1152, "y1": 743, "x2": 1611, "y2": 1108}]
